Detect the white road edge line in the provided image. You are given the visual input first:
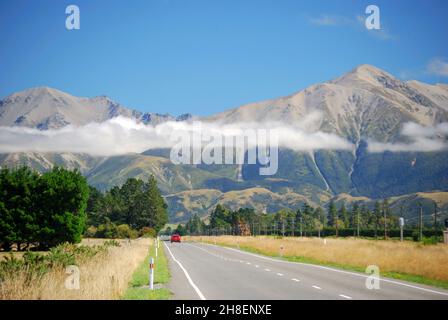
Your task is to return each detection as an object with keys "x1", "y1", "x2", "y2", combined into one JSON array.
[
  {"x1": 312, "y1": 285, "x2": 322, "y2": 290},
  {"x1": 203, "y1": 243, "x2": 448, "y2": 297},
  {"x1": 339, "y1": 294, "x2": 352, "y2": 299},
  {"x1": 292, "y1": 278, "x2": 300, "y2": 282},
  {"x1": 265, "y1": 268, "x2": 271, "y2": 271},
  {"x1": 163, "y1": 242, "x2": 206, "y2": 300},
  {"x1": 277, "y1": 273, "x2": 284, "y2": 276}
]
